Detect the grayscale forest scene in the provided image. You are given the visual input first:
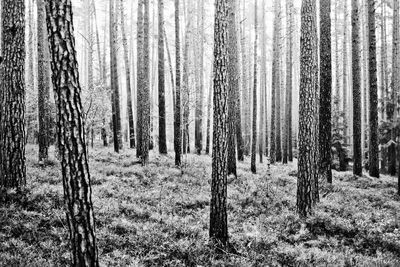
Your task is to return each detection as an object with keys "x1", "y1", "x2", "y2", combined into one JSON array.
[{"x1": 0, "y1": 0, "x2": 400, "y2": 266}]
